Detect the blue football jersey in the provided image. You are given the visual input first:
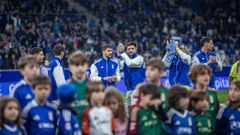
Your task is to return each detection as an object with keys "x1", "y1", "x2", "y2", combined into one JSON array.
[
  {"x1": 167, "y1": 108, "x2": 196, "y2": 135},
  {"x1": 10, "y1": 80, "x2": 35, "y2": 109},
  {"x1": 0, "y1": 123, "x2": 26, "y2": 135},
  {"x1": 216, "y1": 104, "x2": 240, "y2": 135},
  {"x1": 22, "y1": 100, "x2": 58, "y2": 135},
  {"x1": 58, "y1": 109, "x2": 82, "y2": 135}
]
